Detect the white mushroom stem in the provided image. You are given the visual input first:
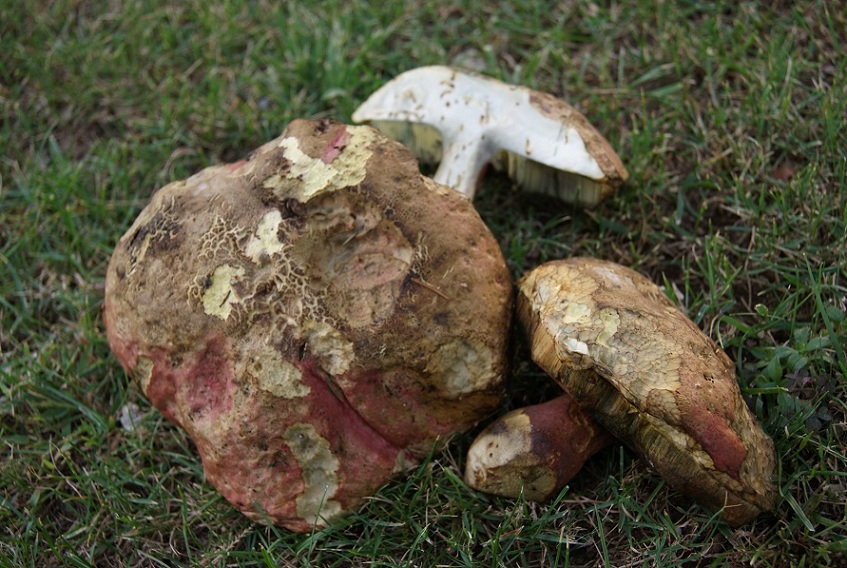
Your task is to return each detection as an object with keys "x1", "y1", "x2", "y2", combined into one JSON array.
[
  {"x1": 436, "y1": 127, "x2": 494, "y2": 196},
  {"x1": 353, "y1": 65, "x2": 628, "y2": 204}
]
